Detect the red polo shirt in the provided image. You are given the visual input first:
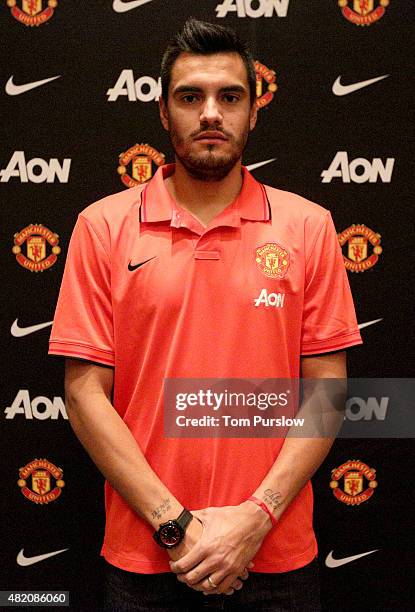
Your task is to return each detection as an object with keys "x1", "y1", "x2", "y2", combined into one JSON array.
[{"x1": 49, "y1": 164, "x2": 362, "y2": 573}]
